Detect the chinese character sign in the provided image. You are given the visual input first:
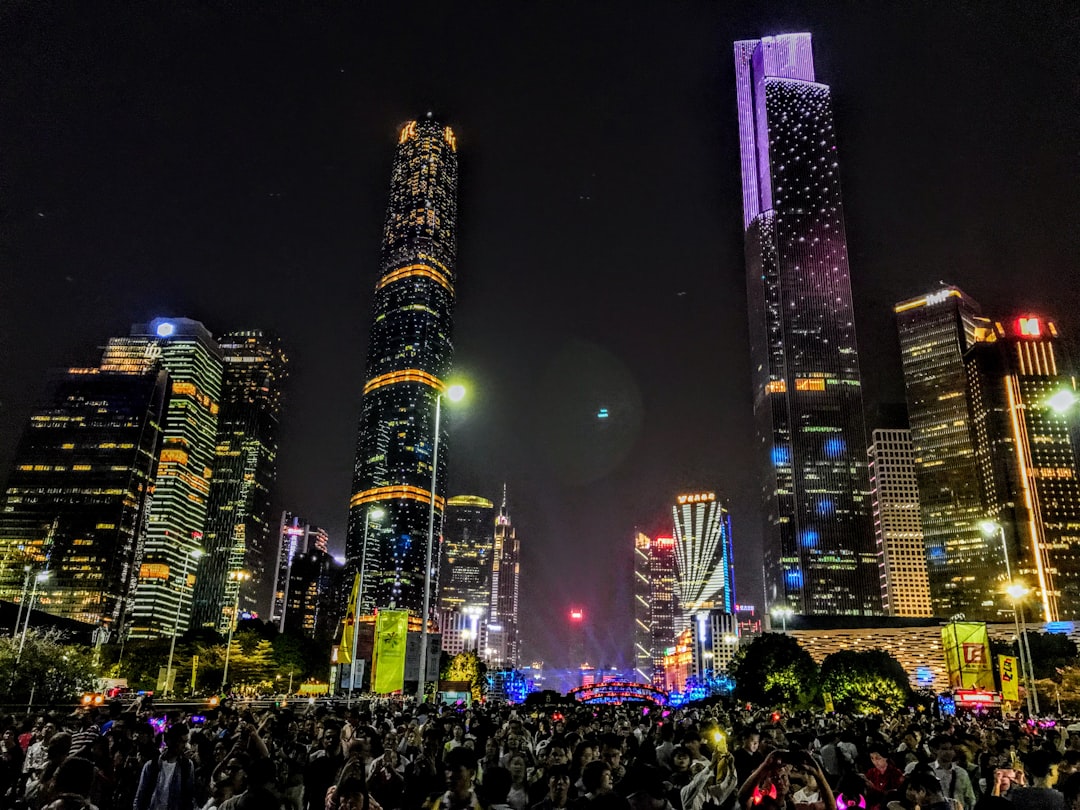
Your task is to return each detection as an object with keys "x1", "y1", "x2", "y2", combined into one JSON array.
[
  {"x1": 941, "y1": 622, "x2": 994, "y2": 690},
  {"x1": 999, "y1": 655, "x2": 1020, "y2": 703}
]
